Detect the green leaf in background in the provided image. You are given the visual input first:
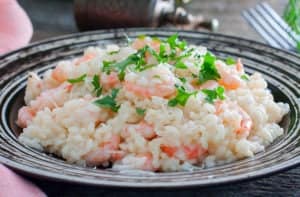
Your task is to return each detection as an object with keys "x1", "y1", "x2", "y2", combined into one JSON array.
[
  {"x1": 284, "y1": 0, "x2": 300, "y2": 34},
  {"x1": 284, "y1": 0, "x2": 300, "y2": 52}
]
